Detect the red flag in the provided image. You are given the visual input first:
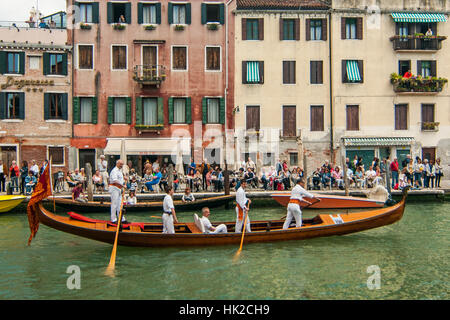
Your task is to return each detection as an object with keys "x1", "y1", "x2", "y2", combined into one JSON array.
[{"x1": 27, "y1": 163, "x2": 53, "y2": 245}]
